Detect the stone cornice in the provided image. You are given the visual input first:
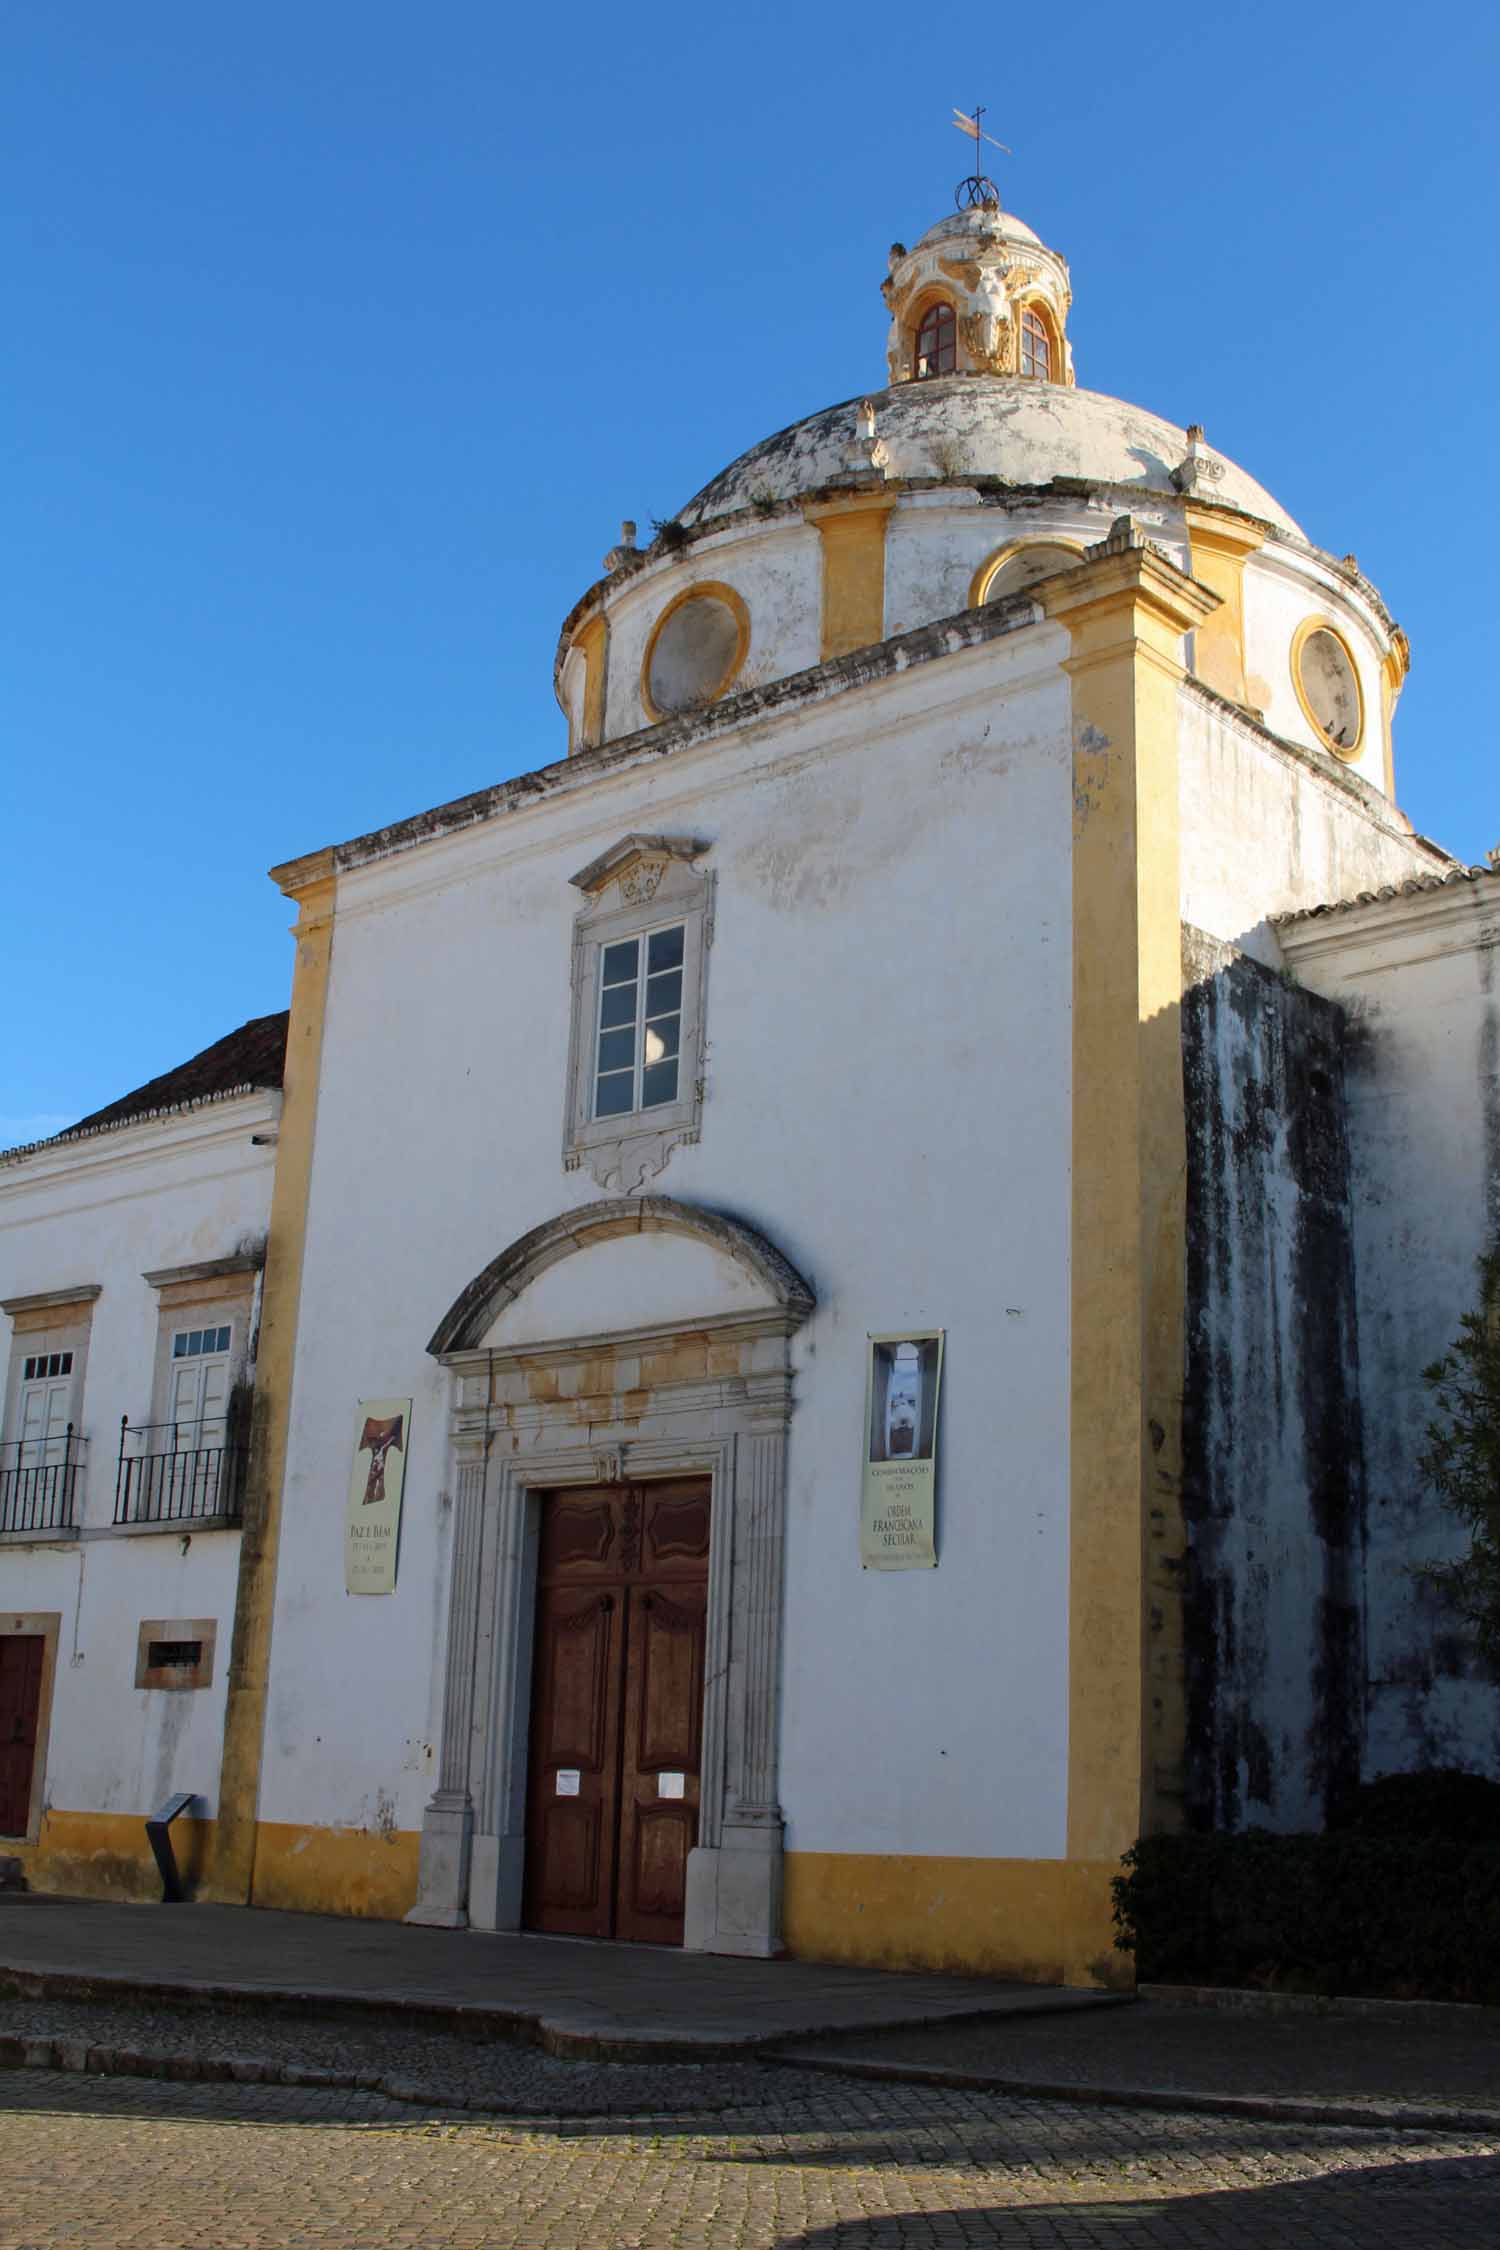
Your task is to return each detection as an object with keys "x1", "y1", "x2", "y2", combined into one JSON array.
[
  {"x1": 312, "y1": 593, "x2": 1045, "y2": 884},
  {"x1": 1277, "y1": 871, "x2": 1500, "y2": 977},
  {"x1": 0, "y1": 1086, "x2": 281, "y2": 1187},
  {"x1": 0, "y1": 1282, "x2": 103, "y2": 1317},
  {"x1": 142, "y1": 1253, "x2": 263, "y2": 1289}
]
